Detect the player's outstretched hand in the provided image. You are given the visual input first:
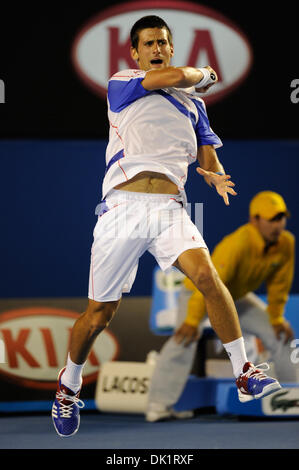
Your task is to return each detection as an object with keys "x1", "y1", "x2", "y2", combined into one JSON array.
[{"x1": 196, "y1": 167, "x2": 237, "y2": 206}]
